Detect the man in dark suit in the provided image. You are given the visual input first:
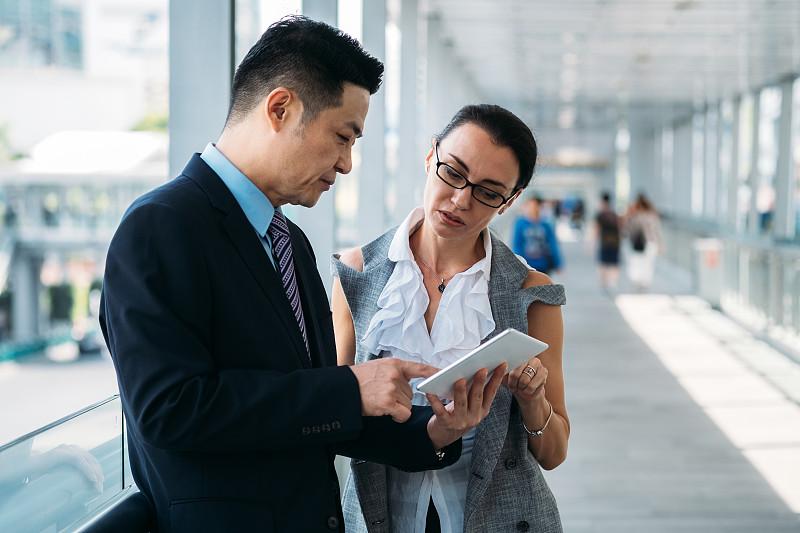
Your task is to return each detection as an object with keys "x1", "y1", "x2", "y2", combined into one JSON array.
[{"x1": 99, "y1": 16, "x2": 503, "y2": 533}]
